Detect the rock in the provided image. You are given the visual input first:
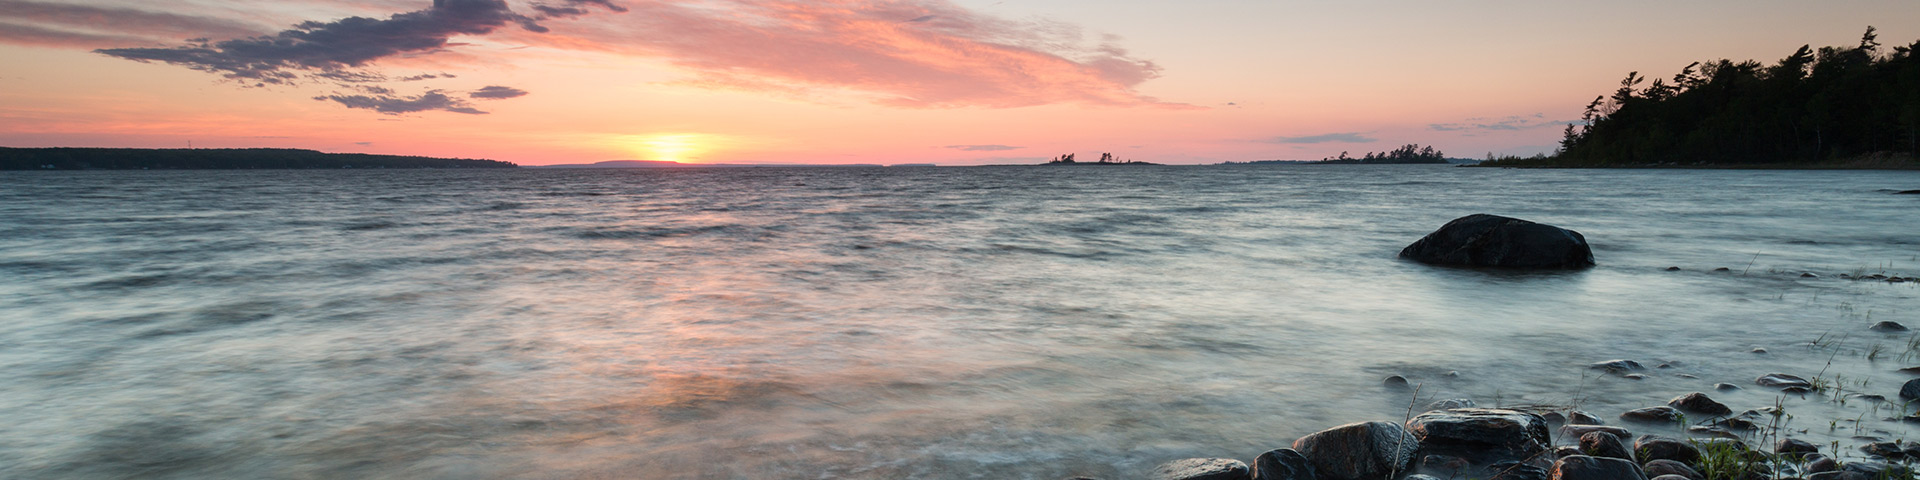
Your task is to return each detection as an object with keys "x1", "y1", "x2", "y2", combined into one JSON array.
[
  {"x1": 1542, "y1": 412, "x2": 1566, "y2": 424},
  {"x1": 1844, "y1": 462, "x2": 1912, "y2": 479},
  {"x1": 1405, "y1": 475, "x2": 1443, "y2": 480},
  {"x1": 1427, "y1": 398, "x2": 1477, "y2": 411},
  {"x1": 1871, "y1": 321, "x2": 1909, "y2": 332},
  {"x1": 1756, "y1": 373, "x2": 1812, "y2": 388},
  {"x1": 1417, "y1": 454, "x2": 1468, "y2": 477},
  {"x1": 1809, "y1": 472, "x2": 1867, "y2": 480},
  {"x1": 1490, "y1": 463, "x2": 1548, "y2": 480},
  {"x1": 1900, "y1": 366, "x2": 1920, "y2": 375},
  {"x1": 1406, "y1": 408, "x2": 1550, "y2": 456},
  {"x1": 1649, "y1": 476, "x2": 1692, "y2": 480},
  {"x1": 1807, "y1": 456, "x2": 1839, "y2": 474},
  {"x1": 1715, "y1": 383, "x2": 1740, "y2": 391},
  {"x1": 1901, "y1": 378, "x2": 1920, "y2": 400},
  {"x1": 1620, "y1": 406, "x2": 1683, "y2": 423},
  {"x1": 1292, "y1": 421, "x2": 1419, "y2": 480},
  {"x1": 1861, "y1": 442, "x2": 1905, "y2": 459},
  {"x1": 1635, "y1": 436, "x2": 1702, "y2": 465},
  {"x1": 1153, "y1": 458, "x2": 1250, "y2": 480},
  {"x1": 1668, "y1": 393, "x2": 1733, "y2": 416},
  {"x1": 1622, "y1": 373, "x2": 1649, "y2": 380},
  {"x1": 1562, "y1": 425, "x2": 1632, "y2": 440},
  {"x1": 1398, "y1": 214, "x2": 1595, "y2": 269},
  {"x1": 1568, "y1": 411, "x2": 1604, "y2": 425},
  {"x1": 1802, "y1": 272, "x2": 1819, "y2": 278},
  {"x1": 1783, "y1": 386, "x2": 1813, "y2": 394},
  {"x1": 1251, "y1": 449, "x2": 1316, "y2": 480},
  {"x1": 1849, "y1": 393, "x2": 1888, "y2": 403},
  {"x1": 1674, "y1": 374, "x2": 1699, "y2": 379},
  {"x1": 1709, "y1": 417, "x2": 1756, "y2": 431},
  {"x1": 1750, "y1": 348, "x2": 1768, "y2": 354},
  {"x1": 1776, "y1": 439, "x2": 1819, "y2": 457},
  {"x1": 1666, "y1": 266, "x2": 1681, "y2": 271},
  {"x1": 1579, "y1": 431, "x2": 1634, "y2": 461},
  {"x1": 1713, "y1": 267, "x2": 1731, "y2": 272},
  {"x1": 1897, "y1": 190, "x2": 1920, "y2": 194},
  {"x1": 1385, "y1": 375, "x2": 1411, "y2": 390},
  {"x1": 1549, "y1": 455, "x2": 1648, "y2": 480},
  {"x1": 1589, "y1": 359, "x2": 1646, "y2": 373},
  {"x1": 1553, "y1": 446, "x2": 1583, "y2": 458},
  {"x1": 1643, "y1": 459, "x2": 1704, "y2": 480}
]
